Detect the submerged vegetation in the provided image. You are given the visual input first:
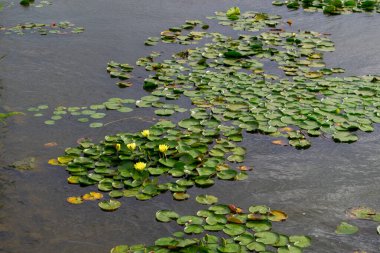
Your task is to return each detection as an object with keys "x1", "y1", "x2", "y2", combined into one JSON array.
[{"x1": 0, "y1": 111, "x2": 23, "y2": 124}]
